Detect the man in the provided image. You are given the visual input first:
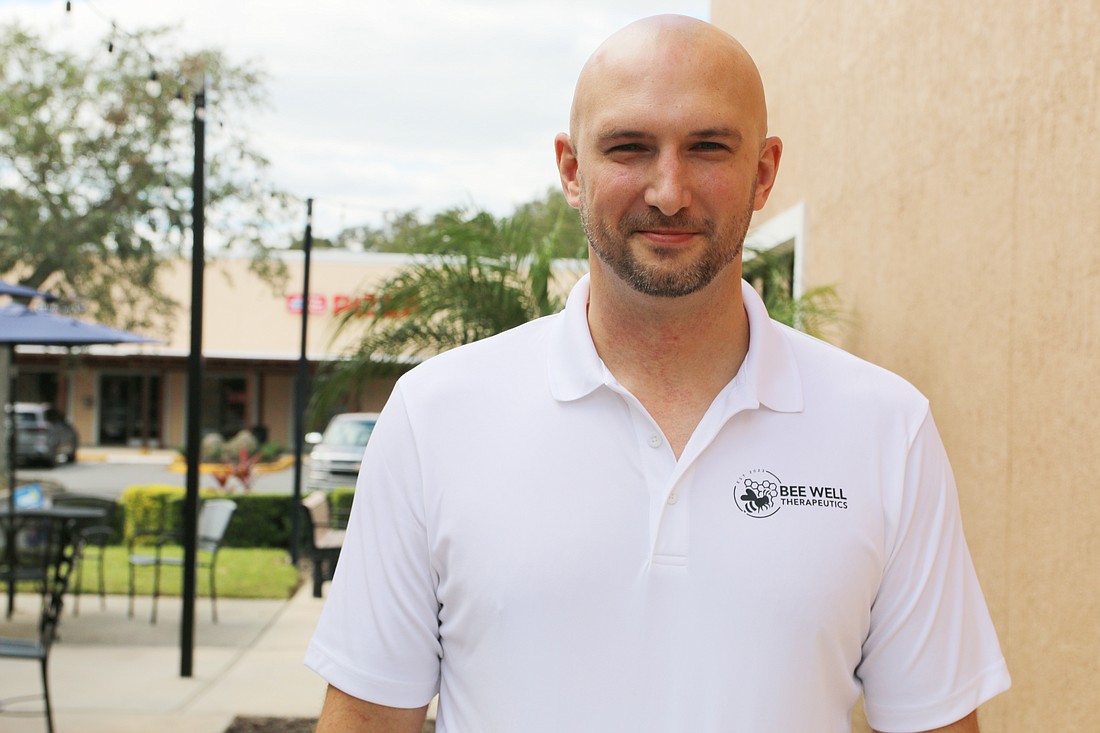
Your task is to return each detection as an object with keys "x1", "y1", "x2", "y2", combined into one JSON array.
[{"x1": 306, "y1": 15, "x2": 1010, "y2": 732}]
